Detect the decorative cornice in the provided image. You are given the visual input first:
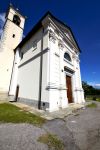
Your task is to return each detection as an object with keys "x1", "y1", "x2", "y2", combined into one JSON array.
[
  {"x1": 72, "y1": 54, "x2": 80, "y2": 62},
  {"x1": 58, "y1": 39, "x2": 64, "y2": 50},
  {"x1": 49, "y1": 30, "x2": 56, "y2": 43},
  {"x1": 46, "y1": 82, "x2": 67, "y2": 90},
  {"x1": 75, "y1": 88, "x2": 83, "y2": 92},
  {"x1": 72, "y1": 54, "x2": 76, "y2": 59},
  {"x1": 42, "y1": 16, "x2": 50, "y2": 28},
  {"x1": 76, "y1": 58, "x2": 80, "y2": 63}
]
